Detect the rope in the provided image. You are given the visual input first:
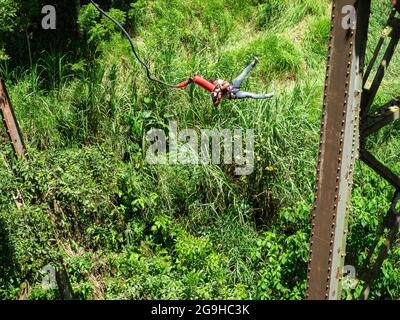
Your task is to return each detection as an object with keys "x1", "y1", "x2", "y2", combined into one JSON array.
[{"x1": 89, "y1": 0, "x2": 180, "y2": 88}]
